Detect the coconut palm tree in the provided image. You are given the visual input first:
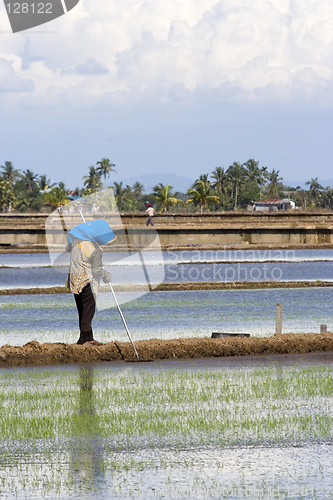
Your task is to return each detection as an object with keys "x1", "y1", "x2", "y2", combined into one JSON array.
[
  {"x1": 266, "y1": 169, "x2": 283, "y2": 198},
  {"x1": 153, "y1": 183, "x2": 183, "y2": 212},
  {"x1": 0, "y1": 161, "x2": 20, "y2": 184},
  {"x1": 44, "y1": 182, "x2": 69, "y2": 210},
  {"x1": 113, "y1": 181, "x2": 127, "y2": 206},
  {"x1": 305, "y1": 177, "x2": 323, "y2": 207},
  {"x1": 198, "y1": 173, "x2": 210, "y2": 183},
  {"x1": 244, "y1": 159, "x2": 266, "y2": 188},
  {"x1": 112, "y1": 182, "x2": 137, "y2": 210},
  {"x1": 211, "y1": 167, "x2": 228, "y2": 196},
  {"x1": 18, "y1": 169, "x2": 40, "y2": 192},
  {"x1": 0, "y1": 161, "x2": 20, "y2": 212},
  {"x1": 186, "y1": 179, "x2": 219, "y2": 213},
  {"x1": 322, "y1": 186, "x2": 333, "y2": 210},
  {"x1": 39, "y1": 174, "x2": 56, "y2": 192},
  {"x1": 226, "y1": 162, "x2": 246, "y2": 210},
  {"x1": 132, "y1": 181, "x2": 145, "y2": 201},
  {"x1": 0, "y1": 179, "x2": 16, "y2": 212},
  {"x1": 14, "y1": 169, "x2": 42, "y2": 211},
  {"x1": 83, "y1": 166, "x2": 102, "y2": 193},
  {"x1": 96, "y1": 158, "x2": 116, "y2": 181}
]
